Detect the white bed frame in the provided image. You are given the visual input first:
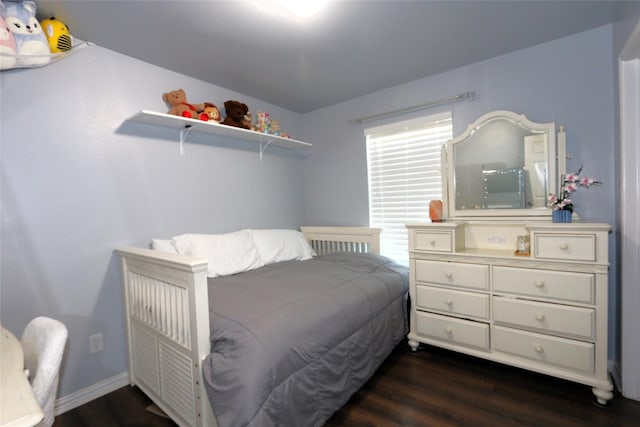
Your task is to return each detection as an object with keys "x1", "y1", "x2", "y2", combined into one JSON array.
[{"x1": 115, "y1": 227, "x2": 381, "y2": 427}]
